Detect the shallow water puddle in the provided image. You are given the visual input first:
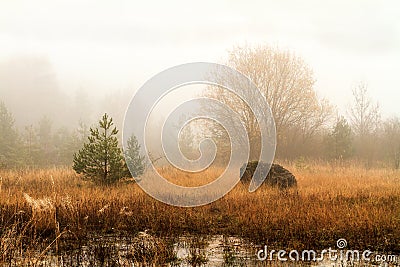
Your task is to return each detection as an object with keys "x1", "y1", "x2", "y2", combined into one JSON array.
[{"x1": 5, "y1": 234, "x2": 397, "y2": 267}]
